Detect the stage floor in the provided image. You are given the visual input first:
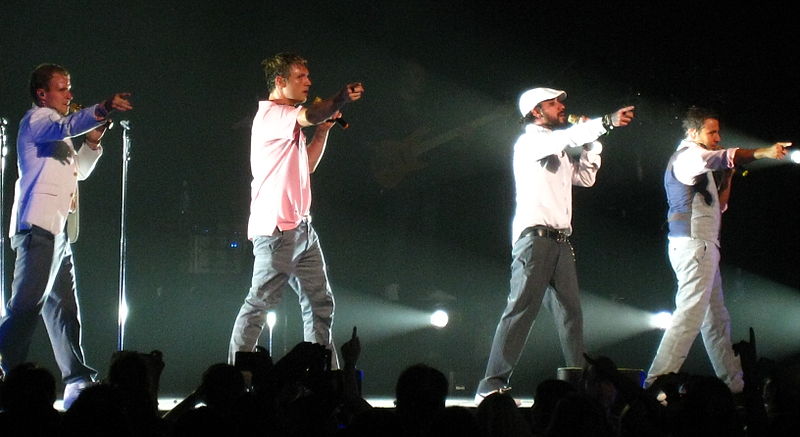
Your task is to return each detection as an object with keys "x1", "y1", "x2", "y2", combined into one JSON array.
[{"x1": 53, "y1": 396, "x2": 535, "y2": 412}]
